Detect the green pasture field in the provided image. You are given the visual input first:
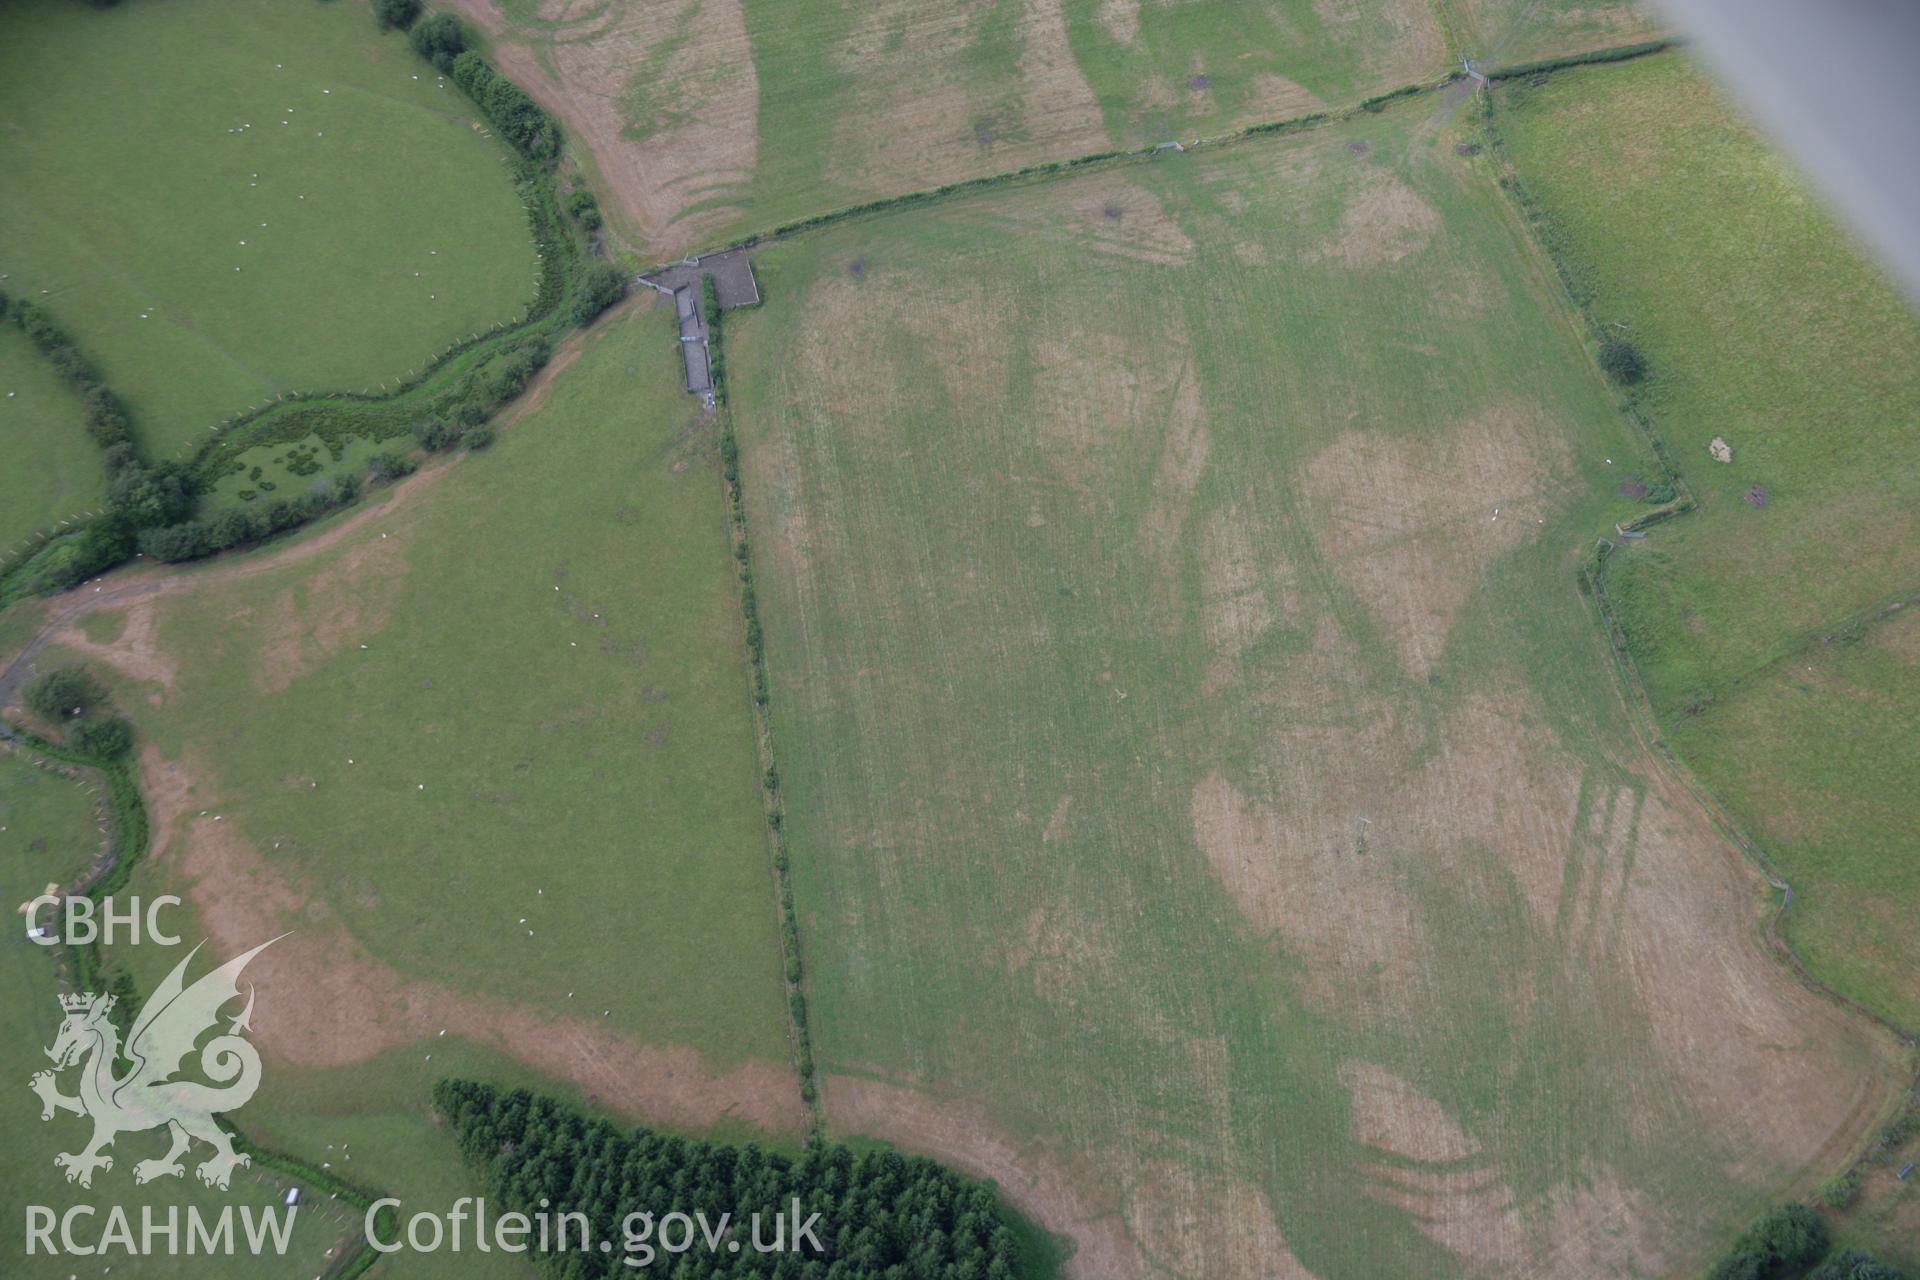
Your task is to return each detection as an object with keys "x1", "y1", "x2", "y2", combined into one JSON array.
[
  {"x1": 0, "y1": 747, "x2": 101, "y2": 911},
  {"x1": 727, "y1": 97, "x2": 1900, "y2": 1278},
  {"x1": 7, "y1": 304, "x2": 796, "y2": 1275},
  {"x1": 1670, "y1": 603, "x2": 1920, "y2": 1027},
  {"x1": 1440, "y1": 0, "x2": 1665, "y2": 68},
  {"x1": 42, "y1": 305, "x2": 798, "y2": 1278},
  {"x1": 108, "y1": 301, "x2": 791, "y2": 1067},
  {"x1": 0, "y1": 325, "x2": 108, "y2": 559},
  {"x1": 0, "y1": 0, "x2": 538, "y2": 459},
  {"x1": 0, "y1": 749, "x2": 361, "y2": 1275},
  {"x1": 1495, "y1": 53, "x2": 1920, "y2": 1029}
]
